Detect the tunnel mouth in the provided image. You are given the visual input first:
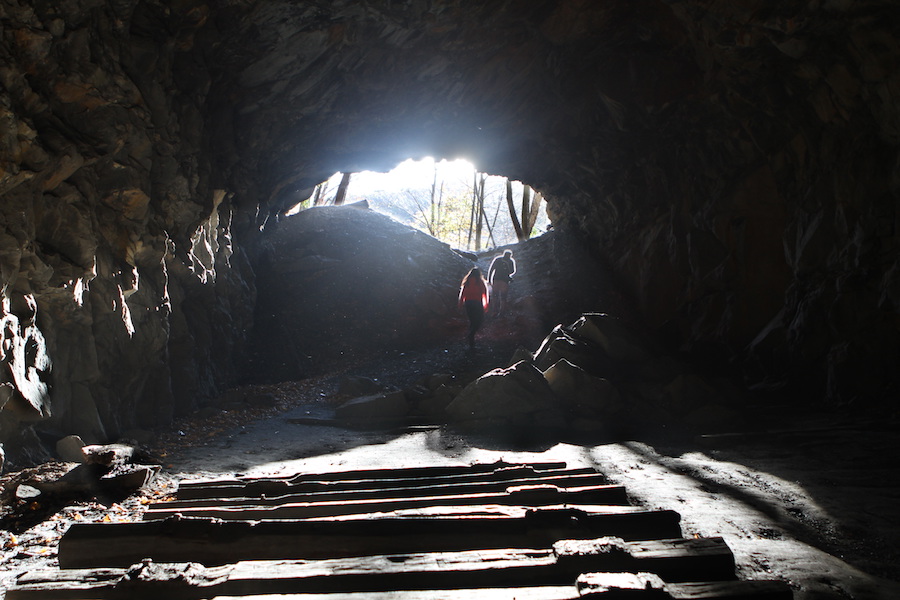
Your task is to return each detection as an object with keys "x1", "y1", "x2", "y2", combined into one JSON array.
[{"x1": 282, "y1": 157, "x2": 550, "y2": 252}]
